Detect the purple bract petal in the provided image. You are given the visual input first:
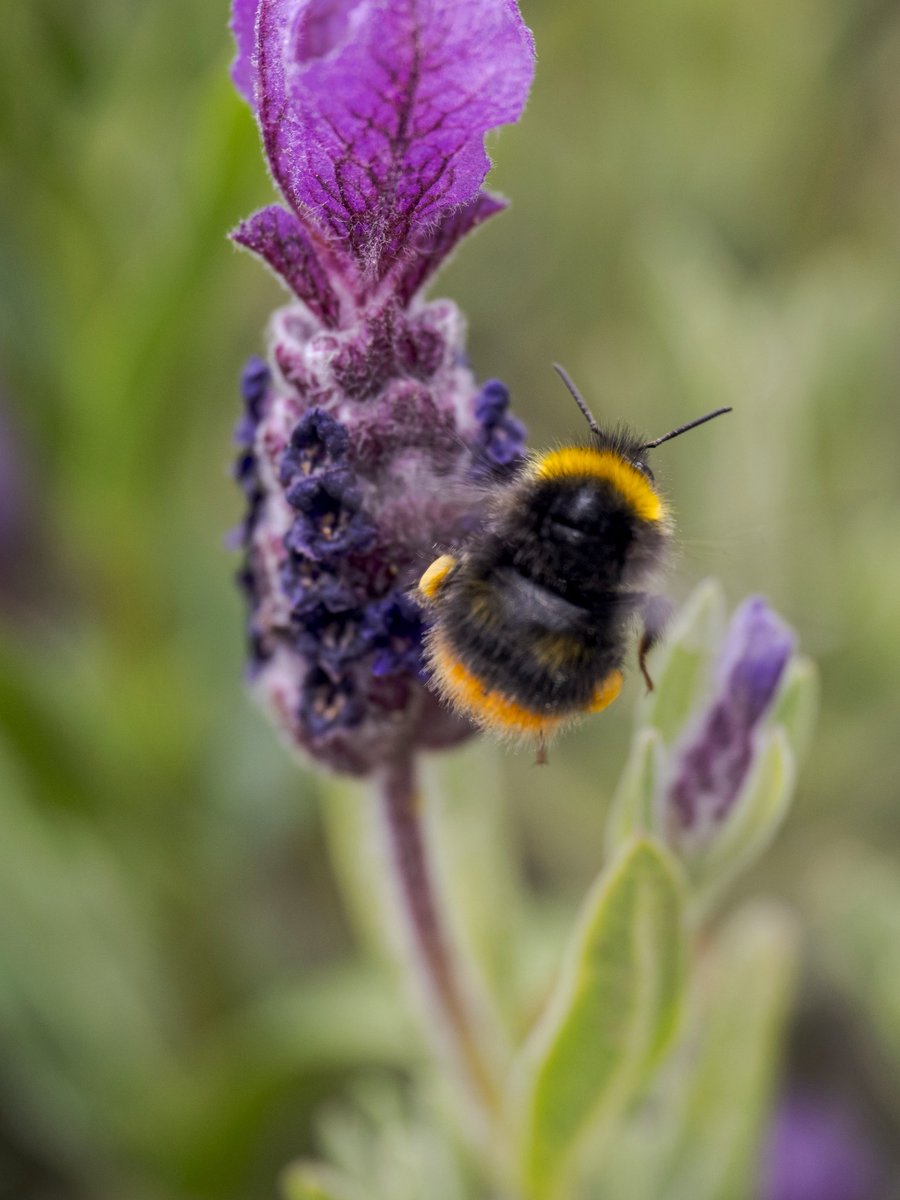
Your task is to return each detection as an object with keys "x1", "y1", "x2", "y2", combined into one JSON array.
[
  {"x1": 231, "y1": 206, "x2": 341, "y2": 326},
  {"x1": 255, "y1": 0, "x2": 535, "y2": 282},
  {"x1": 230, "y1": 0, "x2": 260, "y2": 104},
  {"x1": 395, "y1": 191, "x2": 507, "y2": 305}
]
